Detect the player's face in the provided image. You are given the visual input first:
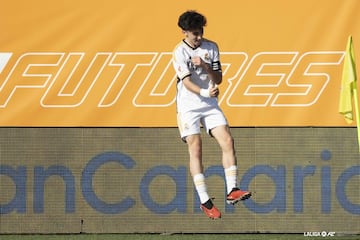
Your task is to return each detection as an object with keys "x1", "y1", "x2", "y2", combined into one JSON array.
[{"x1": 184, "y1": 28, "x2": 203, "y2": 48}]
